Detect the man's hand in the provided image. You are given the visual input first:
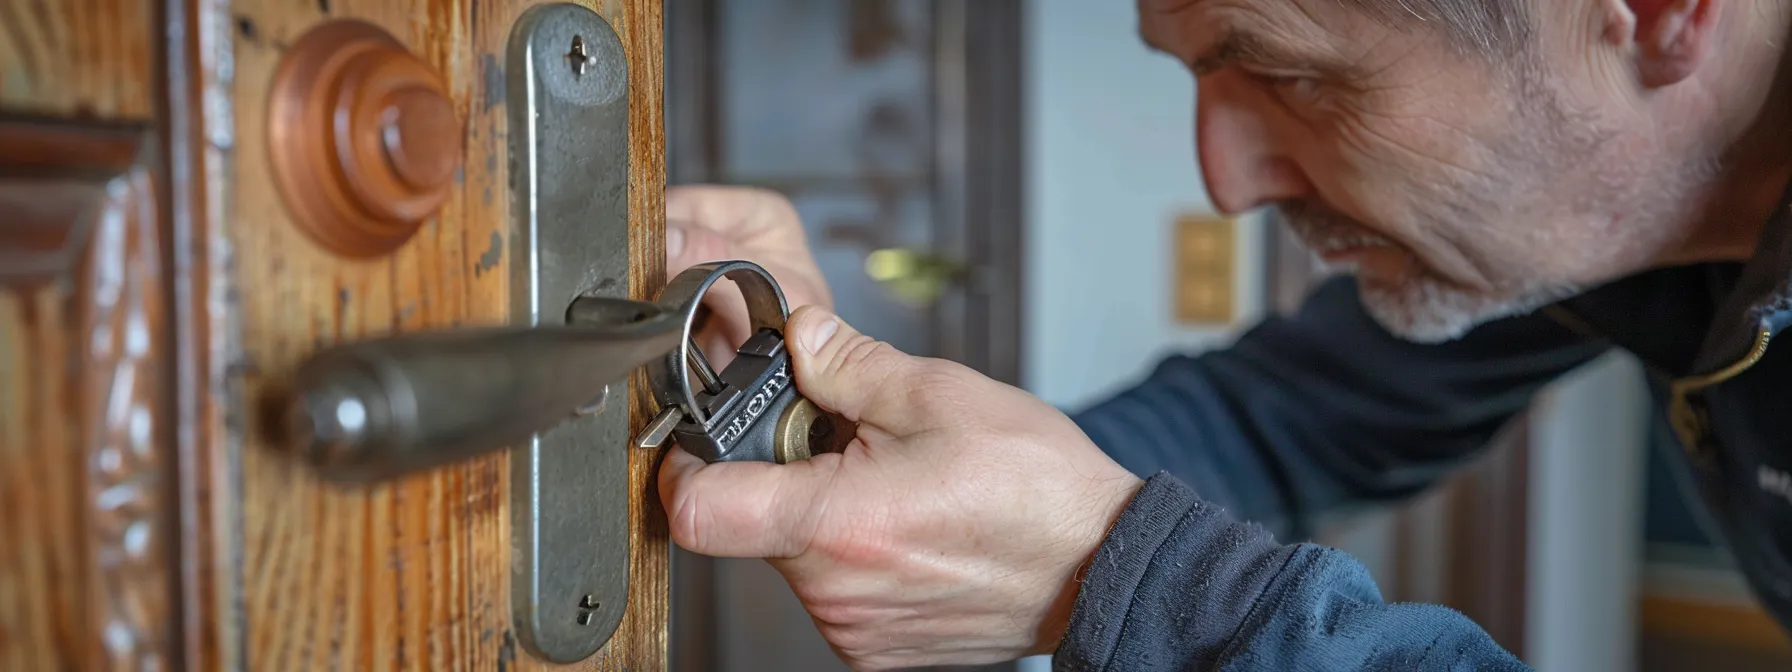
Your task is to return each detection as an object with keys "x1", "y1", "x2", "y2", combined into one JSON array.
[
  {"x1": 666, "y1": 185, "x2": 831, "y2": 366},
  {"x1": 659, "y1": 307, "x2": 1144, "y2": 670}
]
